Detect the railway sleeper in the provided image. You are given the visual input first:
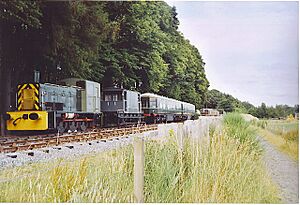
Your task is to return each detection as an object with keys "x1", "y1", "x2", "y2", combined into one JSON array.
[
  {"x1": 15, "y1": 144, "x2": 31, "y2": 152},
  {"x1": 4, "y1": 146, "x2": 18, "y2": 153},
  {"x1": 31, "y1": 142, "x2": 47, "y2": 148}
]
